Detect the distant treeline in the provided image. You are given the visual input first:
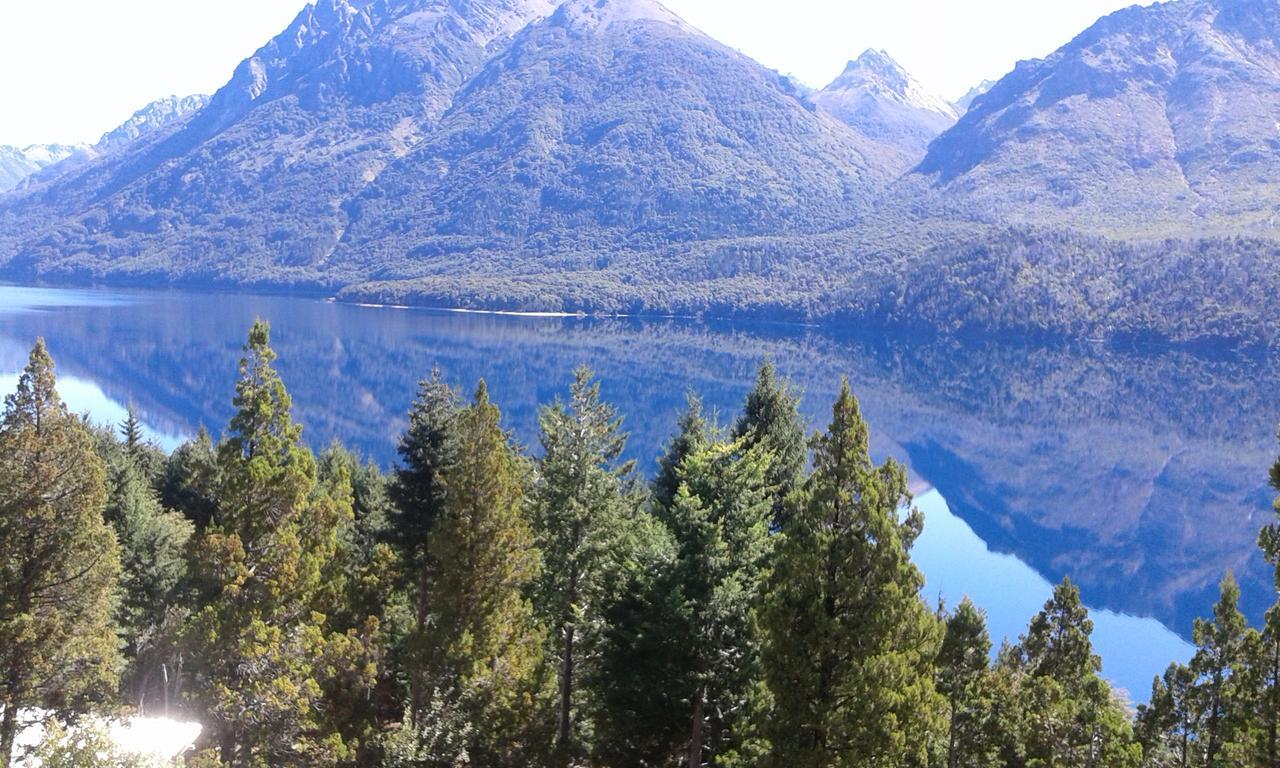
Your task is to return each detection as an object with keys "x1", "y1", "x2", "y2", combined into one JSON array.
[
  {"x1": 2, "y1": 322, "x2": 1280, "y2": 767},
  {"x1": 336, "y1": 227, "x2": 1280, "y2": 353}
]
